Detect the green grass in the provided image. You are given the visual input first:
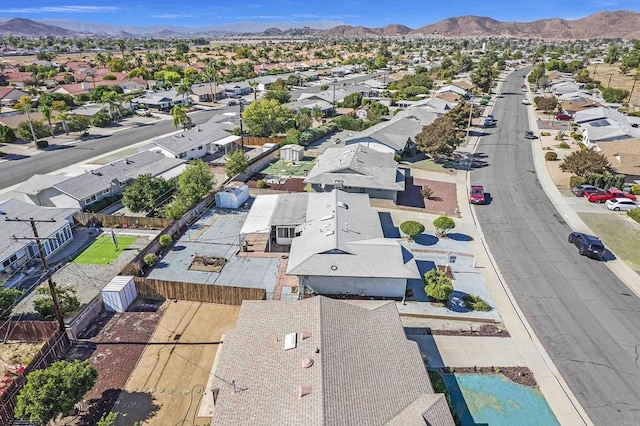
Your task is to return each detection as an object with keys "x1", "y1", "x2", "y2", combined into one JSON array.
[
  {"x1": 578, "y1": 212, "x2": 640, "y2": 270},
  {"x1": 260, "y1": 158, "x2": 316, "y2": 177},
  {"x1": 73, "y1": 236, "x2": 137, "y2": 265}
]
